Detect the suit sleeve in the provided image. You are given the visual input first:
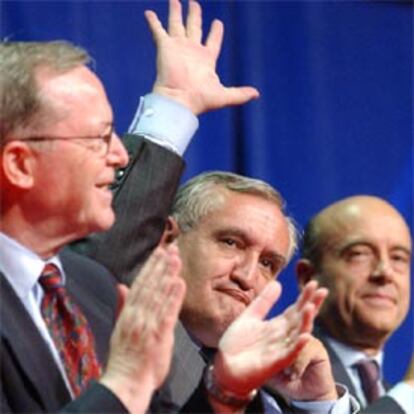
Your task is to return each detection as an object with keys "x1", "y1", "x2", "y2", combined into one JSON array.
[
  {"x1": 361, "y1": 396, "x2": 405, "y2": 413},
  {"x1": 72, "y1": 134, "x2": 185, "y2": 285},
  {"x1": 61, "y1": 382, "x2": 128, "y2": 414}
]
